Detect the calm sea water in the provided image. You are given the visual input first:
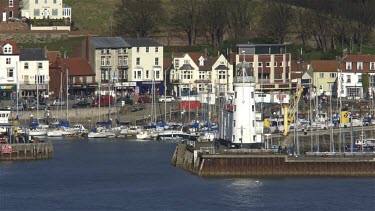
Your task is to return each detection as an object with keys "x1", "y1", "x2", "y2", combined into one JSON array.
[{"x1": 0, "y1": 138, "x2": 374, "y2": 211}]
